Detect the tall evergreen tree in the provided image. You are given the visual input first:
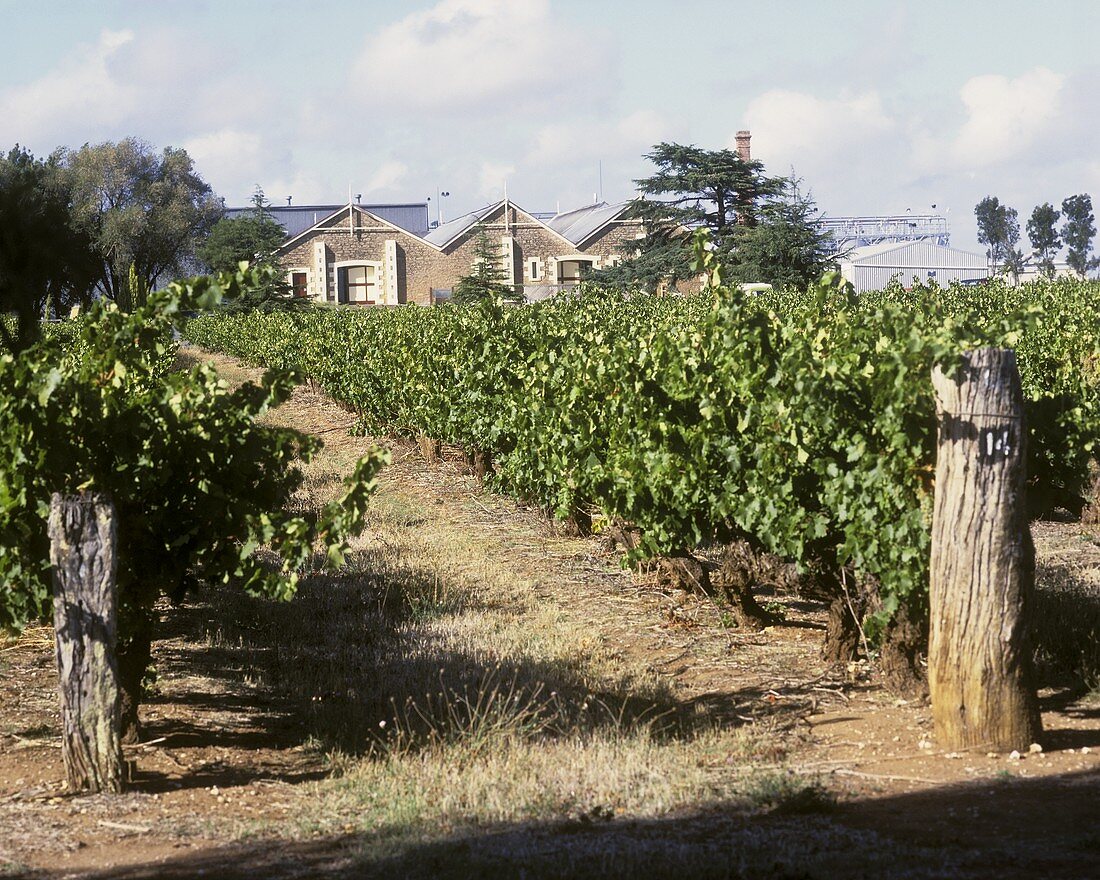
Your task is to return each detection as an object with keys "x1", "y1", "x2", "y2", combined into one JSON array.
[
  {"x1": 596, "y1": 143, "x2": 786, "y2": 290},
  {"x1": 722, "y1": 180, "x2": 837, "y2": 290},
  {"x1": 453, "y1": 229, "x2": 523, "y2": 305},
  {"x1": 1061, "y1": 194, "x2": 1098, "y2": 277},
  {"x1": 197, "y1": 186, "x2": 297, "y2": 310},
  {"x1": 1026, "y1": 202, "x2": 1062, "y2": 278}
]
